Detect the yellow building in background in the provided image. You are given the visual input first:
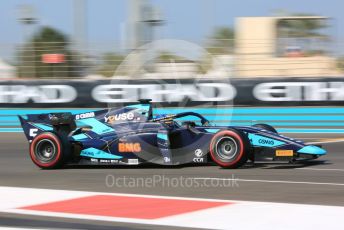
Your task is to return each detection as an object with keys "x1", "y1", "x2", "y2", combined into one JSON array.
[{"x1": 235, "y1": 16, "x2": 340, "y2": 77}]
